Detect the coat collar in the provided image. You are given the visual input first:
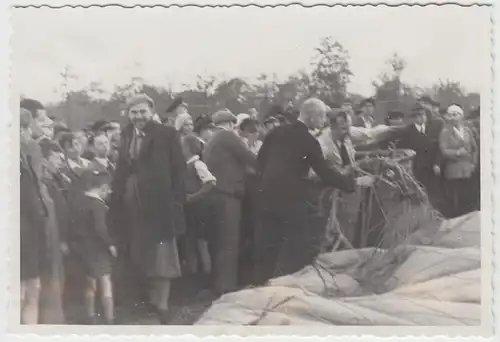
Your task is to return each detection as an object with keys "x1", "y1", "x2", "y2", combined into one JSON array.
[{"x1": 124, "y1": 121, "x2": 157, "y2": 160}]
